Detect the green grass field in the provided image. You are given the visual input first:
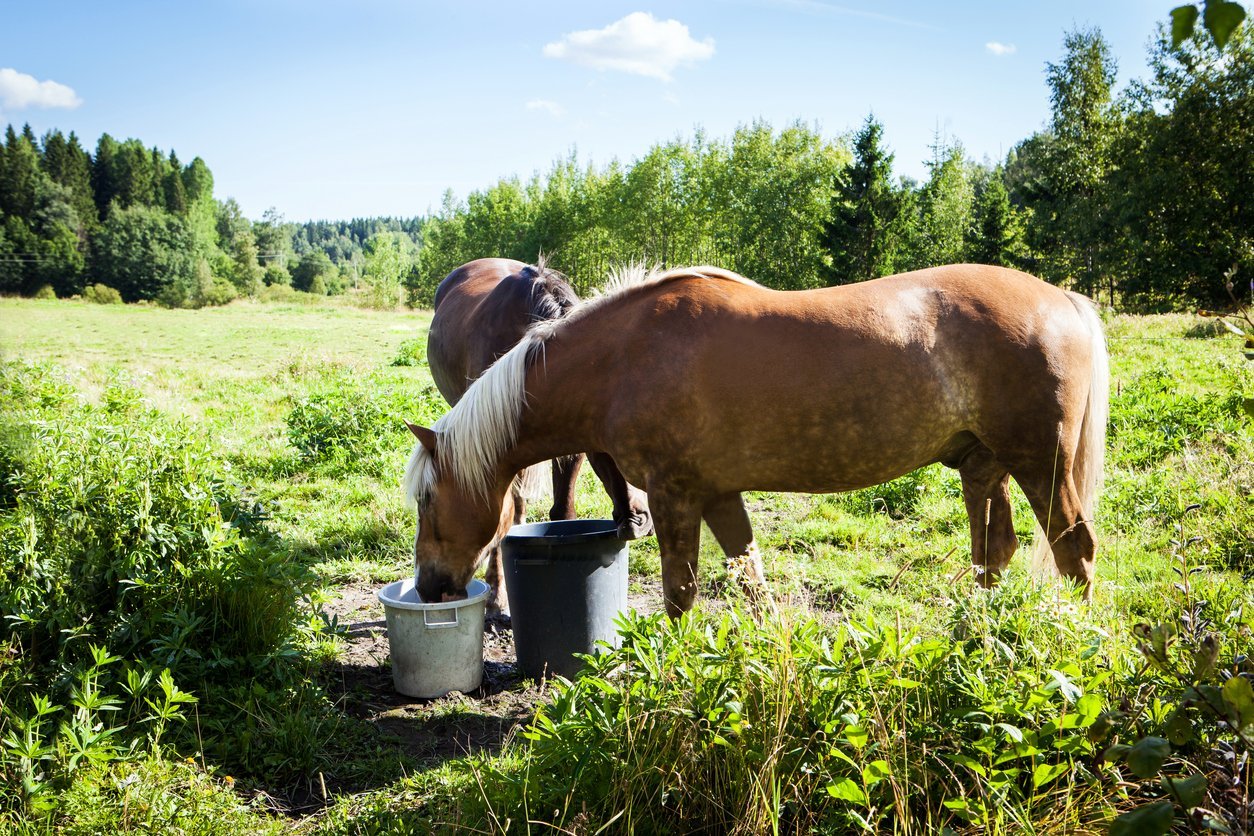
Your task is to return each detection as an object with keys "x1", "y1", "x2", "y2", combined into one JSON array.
[{"x1": 1, "y1": 296, "x2": 1251, "y2": 833}]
